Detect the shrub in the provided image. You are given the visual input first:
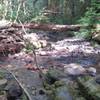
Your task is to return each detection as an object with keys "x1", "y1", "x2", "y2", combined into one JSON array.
[{"x1": 74, "y1": 0, "x2": 100, "y2": 40}]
